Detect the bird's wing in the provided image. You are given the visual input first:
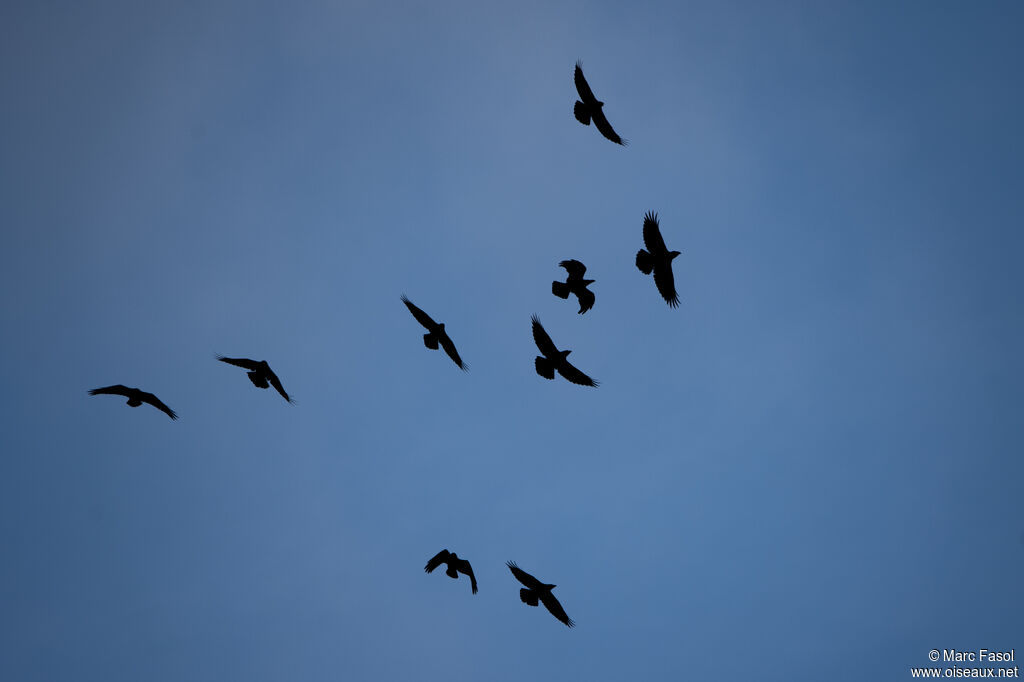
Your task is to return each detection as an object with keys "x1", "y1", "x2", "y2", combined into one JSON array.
[
  {"x1": 592, "y1": 107, "x2": 626, "y2": 146},
  {"x1": 531, "y1": 316, "x2": 559, "y2": 357},
  {"x1": 558, "y1": 359, "x2": 599, "y2": 387},
  {"x1": 216, "y1": 355, "x2": 261, "y2": 371},
  {"x1": 559, "y1": 259, "x2": 587, "y2": 279},
  {"x1": 140, "y1": 392, "x2": 178, "y2": 420},
  {"x1": 88, "y1": 384, "x2": 132, "y2": 397},
  {"x1": 573, "y1": 61, "x2": 597, "y2": 104},
  {"x1": 401, "y1": 296, "x2": 437, "y2": 330},
  {"x1": 265, "y1": 365, "x2": 292, "y2": 402},
  {"x1": 507, "y1": 561, "x2": 543, "y2": 589},
  {"x1": 577, "y1": 287, "x2": 595, "y2": 314},
  {"x1": 438, "y1": 332, "x2": 468, "y2": 371},
  {"x1": 539, "y1": 591, "x2": 575, "y2": 628},
  {"x1": 654, "y1": 263, "x2": 681, "y2": 308},
  {"x1": 642, "y1": 211, "x2": 667, "y2": 254},
  {"x1": 457, "y1": 558, "x2": 478, "y2": 594},
  {"x1": 424, "y1": 549, "x2": 450, "y2": 573}
]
